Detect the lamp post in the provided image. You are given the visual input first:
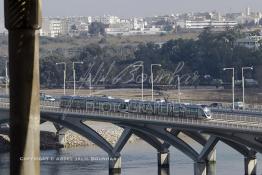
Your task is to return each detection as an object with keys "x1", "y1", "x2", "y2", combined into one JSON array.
[
  {"x1": 5, "y1": 60, "x2": 8, "y2": 95},
  {"x1": 178, "y1": 75, "x2": 181, "y2": 103},
  {"x1": 151, "y1": 64, "x2": 161, "y2": 101},
  {"x1": 134, "y1": 64, "x2": 144, "y2": 100},
  {"x1": 56, "y1": 62, "x2": 67, "y2": 95},
  {"x1": 242, "y1": 66, "x2": 253, "y2": 109},
  {"x1": 73, "y1": 61, "x2": 83, "y2": 96},
  {"x1": 89, "y1": 73, "x2": 92, "y2": 96},
  {"x1": 223, "y1": 67, "x2": 235, "y2": 109}
]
